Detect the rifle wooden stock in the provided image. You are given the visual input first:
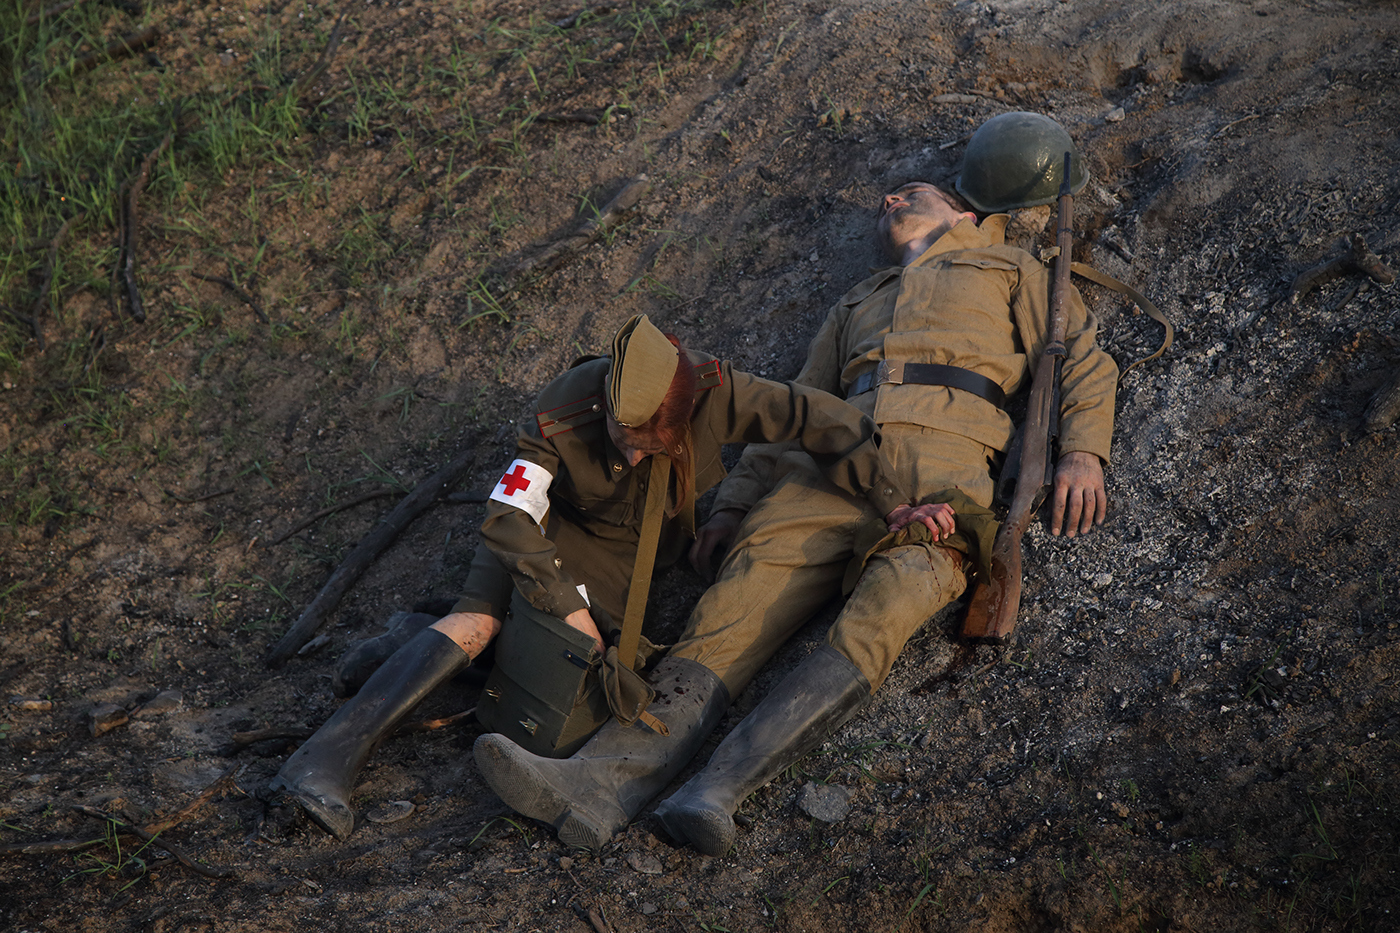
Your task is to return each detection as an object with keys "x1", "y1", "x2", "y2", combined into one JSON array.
[{"x1": 962, "y1": 153, "x2": 1076, "y2": 644}]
